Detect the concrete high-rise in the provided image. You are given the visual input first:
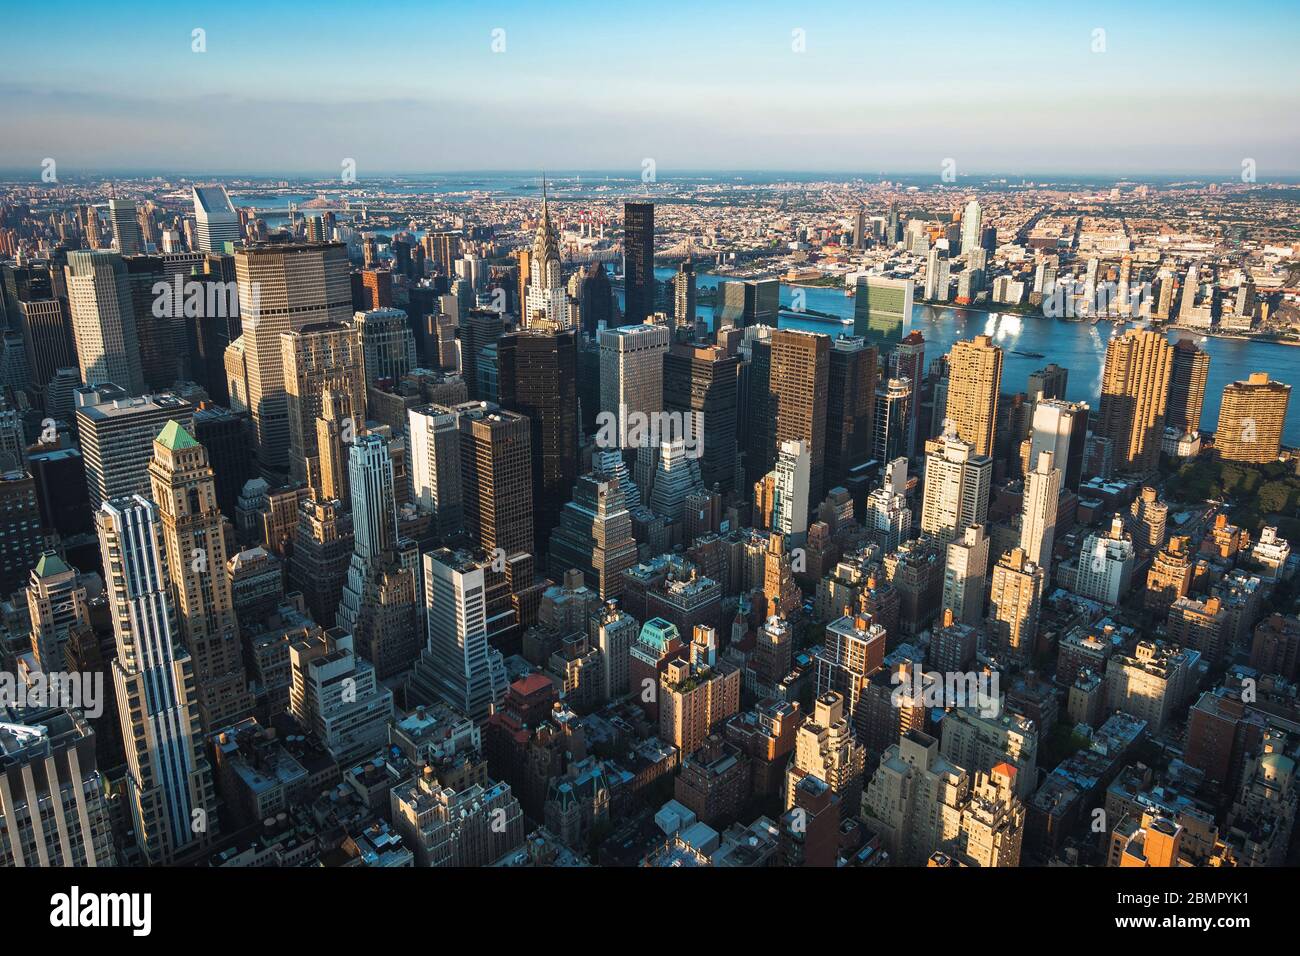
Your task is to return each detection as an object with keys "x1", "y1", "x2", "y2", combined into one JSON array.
[
  {"x1": 230, "y1": 242, "x2": 352, "y2": 476},
  {"x1": 1215, "y1": 372, "x2": 1291, "y2": 464},
  {"x1": 65, "y1": 250, "x2": 145, "y2": 394},
  {"x1": 945, "y1": 334, "x2": 1002, "y2": 457},
  {"x1": 1020, "y1": 450, "x2": 1061, "y2": 574},
  {"x1": 1028, "y1": 399, "x2": 1088, "y2": 492},
  {"x1": 1167, "y1": 338, "x2": 1210, "y2": 435},
  {"x1": 109, "y1": 198, "x2": 143, "y2": 255},
  {"x1": 547, "y1": 474, "x2": 638, "y2": 601},
  {"x1": 147, "y1": 421, "x2": 254, "y2": 733},
  {"x1": 75, "y1": 387, "x2": 194, "y2": 510},
  {"x1": 769, "y1": 329, "x2": 829, "y2": 509},
  {"x1": 281, "y1": 321, "x2": 365, "y2": 489},
  {"x1": 1097, "y1": 327, "x2": 1173, "y2": 475},
  {"x1": 920, "y1": 427, "x2": 992, "y2": 543},
  {"x1": 98, "y1": 495, "x2": 217, "y2": 864},
  {"x1": 408, "y1": 404, "x2": 464, "y2": 539},
  {"x1": 988, "y1": 548, "x2": 1044, "y2": 662},
  {"x1": 622, "y1": 202, "x2": 655, "y2": 326},
  {"x1": 192, "y1": 185, "x2": 241, "y2": 252},
  {"x1": 943, "y1": 524, "x2": 990, "y2": 626}
]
